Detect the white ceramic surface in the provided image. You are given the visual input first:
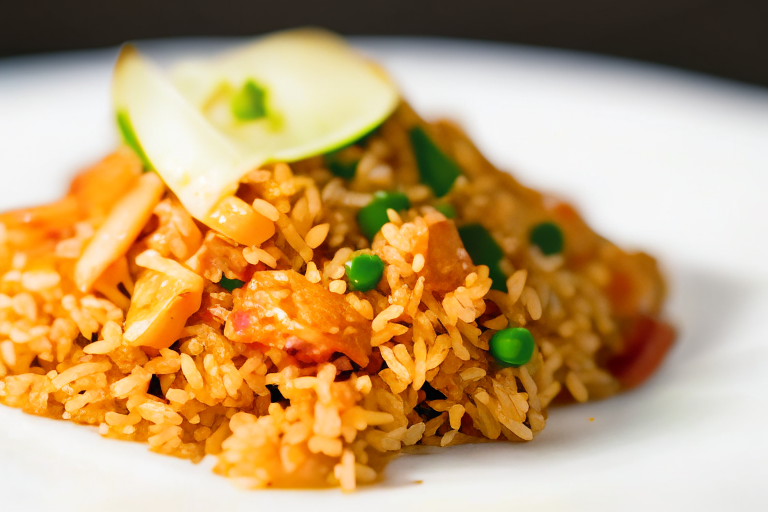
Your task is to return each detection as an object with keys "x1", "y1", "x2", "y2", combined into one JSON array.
[{"x1": 1, "y1": 37, "x2": 767, "y2": 511}]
